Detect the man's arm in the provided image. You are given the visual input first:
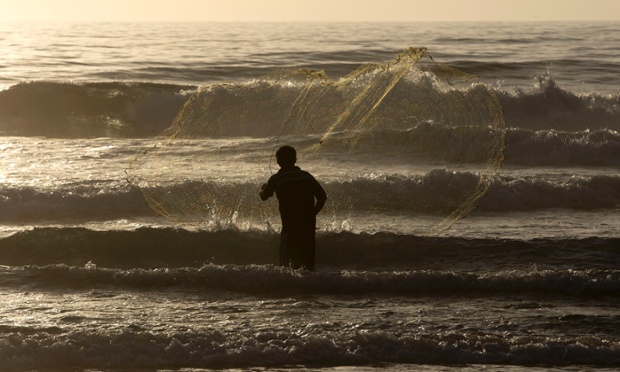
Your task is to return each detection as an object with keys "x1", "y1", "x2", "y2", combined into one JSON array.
[
  {"x1": 259, "y1": 182, "x2": 274, "y2": 201},
  {"x1": 313, "y1": 180, "x2": 327, "y2": 215}
]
